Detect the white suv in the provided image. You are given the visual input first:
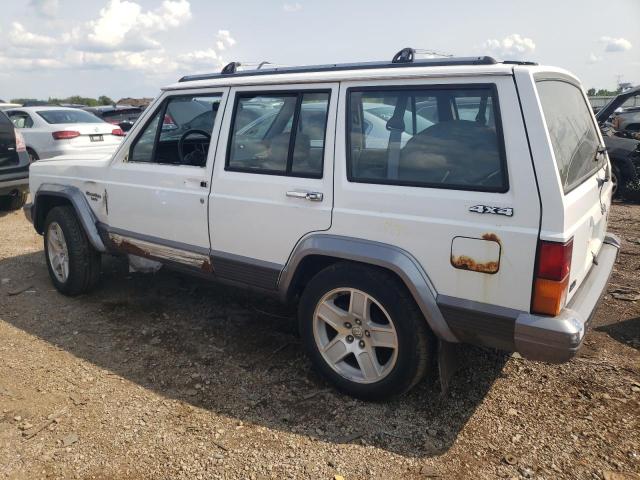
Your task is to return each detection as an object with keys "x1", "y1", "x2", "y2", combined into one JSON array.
[{"x1": 24, "y1": 50, "x2": 620, "y2": 399}]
